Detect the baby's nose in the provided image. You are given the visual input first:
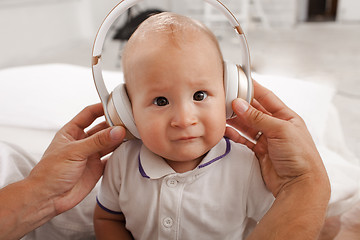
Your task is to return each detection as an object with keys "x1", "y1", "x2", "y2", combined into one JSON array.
[{"x1": 170, "y1": 104, "x2": 198, "y2": 128}]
